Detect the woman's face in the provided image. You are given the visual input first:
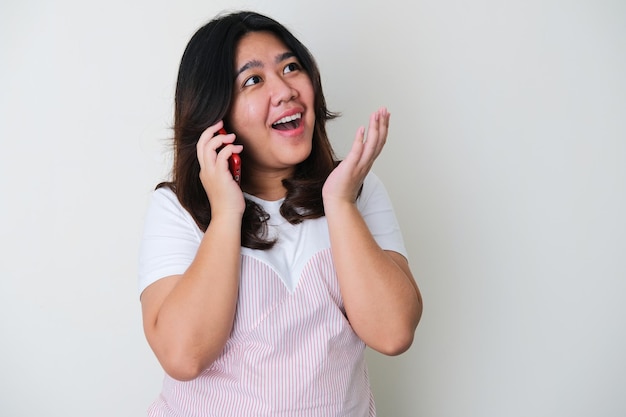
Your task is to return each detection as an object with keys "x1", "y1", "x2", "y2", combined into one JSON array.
[{"x1": 227, "y1": 31, "x2": 316, "y2": 179}]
